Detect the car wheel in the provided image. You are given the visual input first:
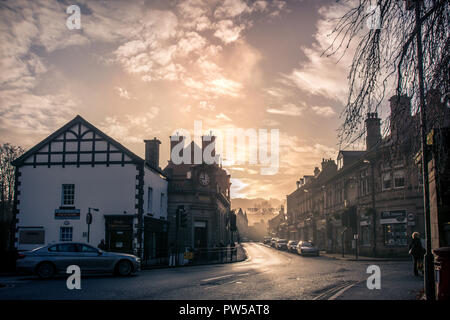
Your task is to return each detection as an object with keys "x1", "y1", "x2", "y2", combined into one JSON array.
[
  {"x1": 36, "y1": 262, "x2": 55, "y2": 279},
  {"x1": 115, "y1": 260, "x2": 132, "y2": 276}
]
